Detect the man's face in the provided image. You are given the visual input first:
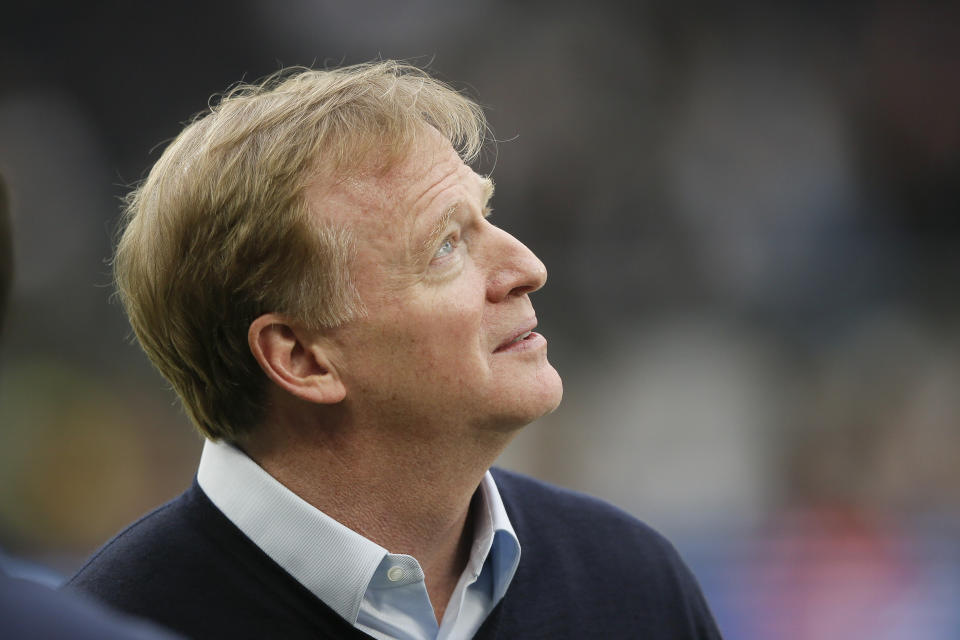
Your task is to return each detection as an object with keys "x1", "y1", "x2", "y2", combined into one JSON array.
[{"x1": 313, "y1": 130, "x2": 562, "y2": 438}]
